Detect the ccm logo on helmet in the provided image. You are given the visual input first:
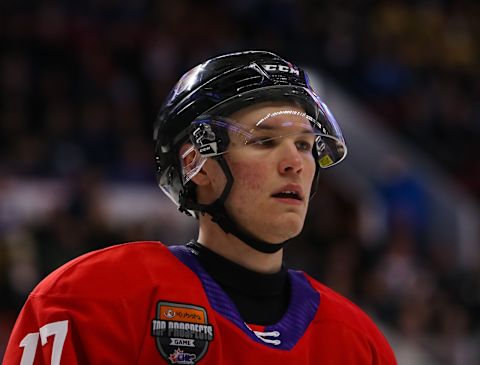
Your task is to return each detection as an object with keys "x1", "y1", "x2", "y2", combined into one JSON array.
[{"x1": 263, "y1": 64, "x2": 300, "y2": 76}]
